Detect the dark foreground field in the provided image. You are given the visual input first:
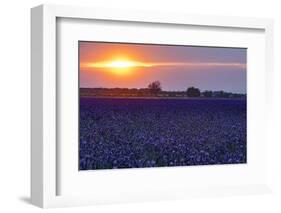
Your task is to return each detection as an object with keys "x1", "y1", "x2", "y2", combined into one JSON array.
[{"x1": 79, "y1": 98, "x2": 246, "y2": 170}]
